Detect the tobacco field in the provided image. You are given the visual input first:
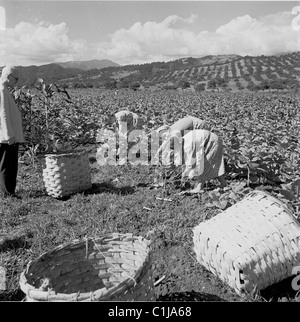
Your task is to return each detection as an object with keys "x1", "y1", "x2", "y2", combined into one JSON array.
[{"x1": 1, "y1": 87, "x2": 300, "y2": 302}]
